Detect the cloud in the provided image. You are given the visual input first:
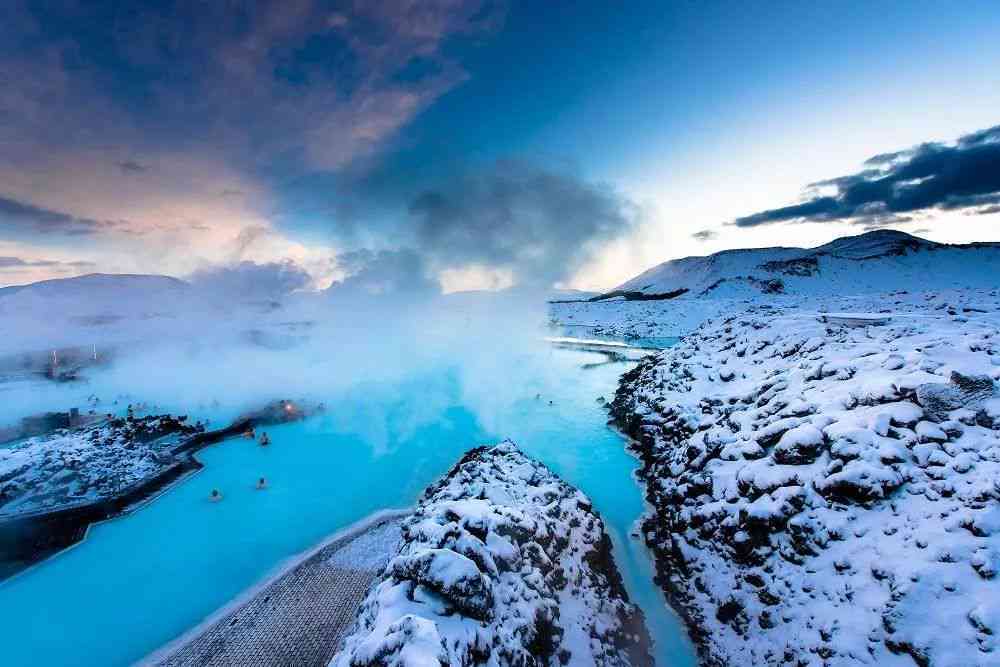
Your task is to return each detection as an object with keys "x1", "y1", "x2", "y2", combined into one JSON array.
[
  {"x1": 189, "y1": 260, "x2": 312, "y2": 301},
  {"x1": 691, "y1": 229, "x2": 717, "y2": 241},
  {"x1": 118, "y1": 161, "x2": 148, "y2": 174},
  {"x1": 406, "y1": 161, "x2": 640, "y2": 286},
  {"x1": 0, "y1": 0, "x2": 508, "y2": 280},
  {"x1": 0, "y1": 0, "x2": 506, "y2": 172},
  {"x1": 0, "y1": 256, "x2": 96, "y2": 270},
  {"x1": 0, "y1": 196, "x2": 114, "y2": 238},
  {"x1": 732, "y1": 124, "x2": 1000, "y2": 227},
  {"x1": 327, "y1": 248, "x2": 437, "y2": 297}
]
